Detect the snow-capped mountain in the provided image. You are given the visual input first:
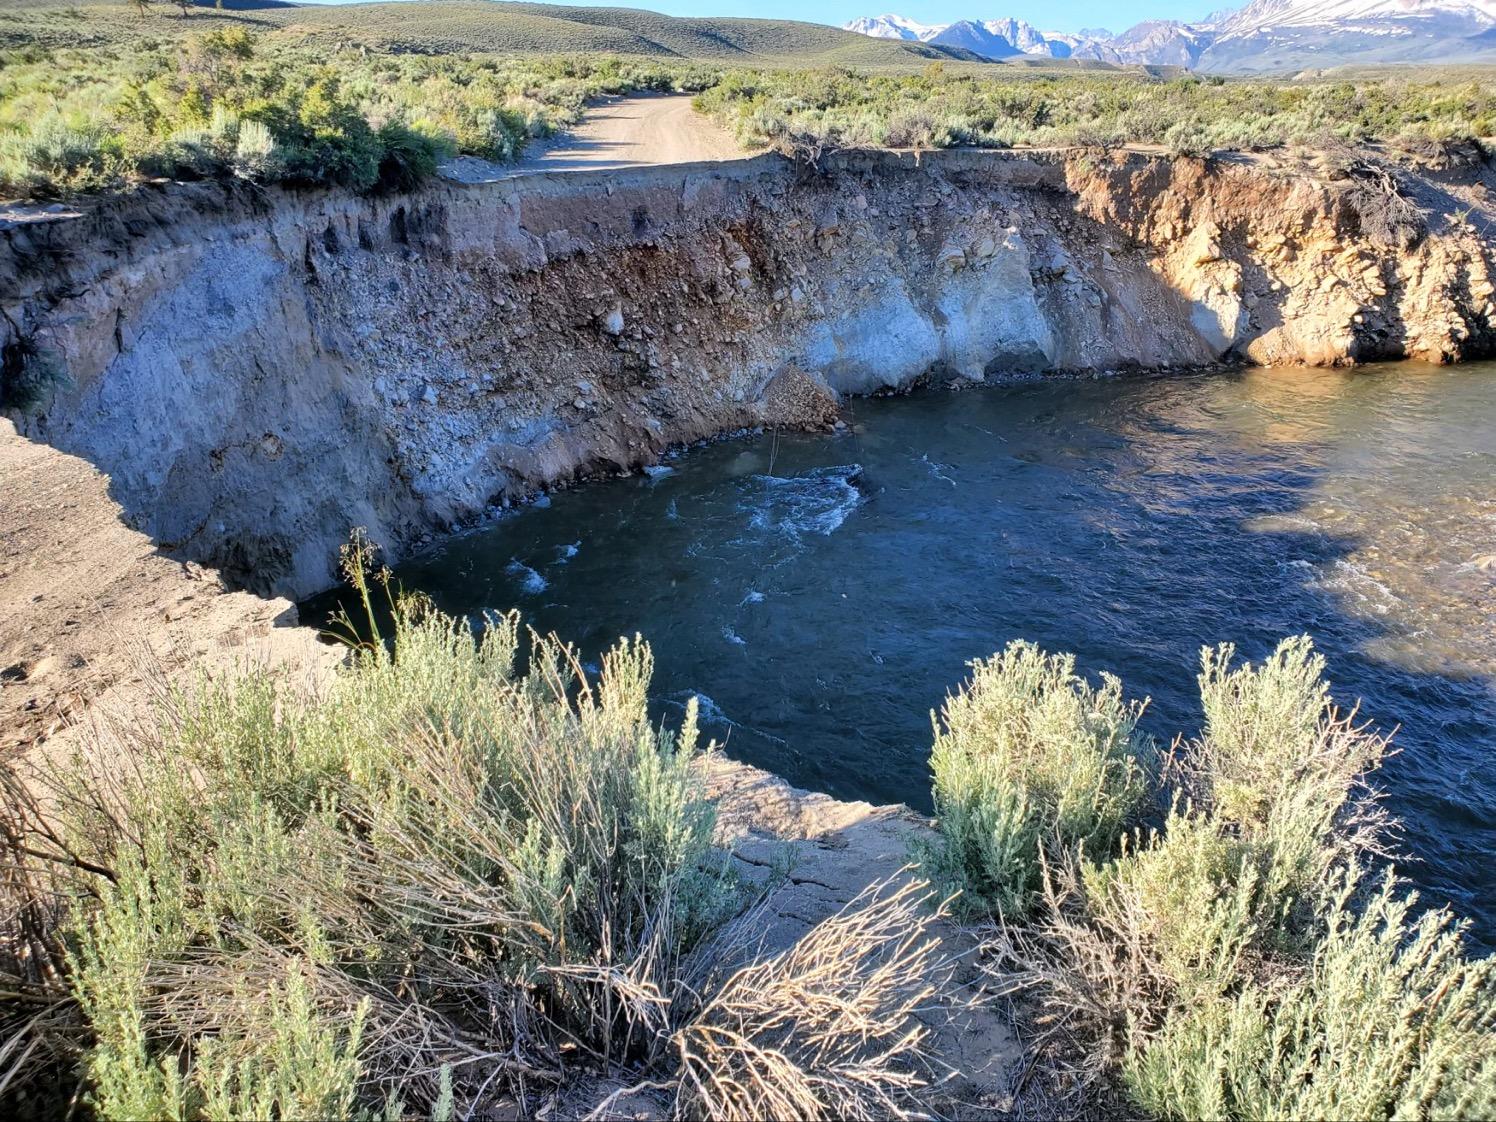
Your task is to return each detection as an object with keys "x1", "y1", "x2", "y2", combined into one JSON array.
[
  {"x1": 848, "y1": 13, "x2": 1122, "y2": 59},
  {"x1": 1108, "y1": 20, "x2": 1214, "y2": 67},
  {"x1": 843, "y1": 2, "x2": 1496, "y2": 71},
  {"x1": 927, "y1": 20, "x2": 1022, "y2": 57},
  {"x1": 843, "y1": 14, "x2": 944, "y2": 41},
  {"x1": 1204, "y1": 0, "x2": 1496, "y2": 68},
  {"x1": 1216, "y1": 0, "x2": 1496, "y2": 34},
  {"x1": 979, "y1": 17, "x2": 1054, "y2": 53}
]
